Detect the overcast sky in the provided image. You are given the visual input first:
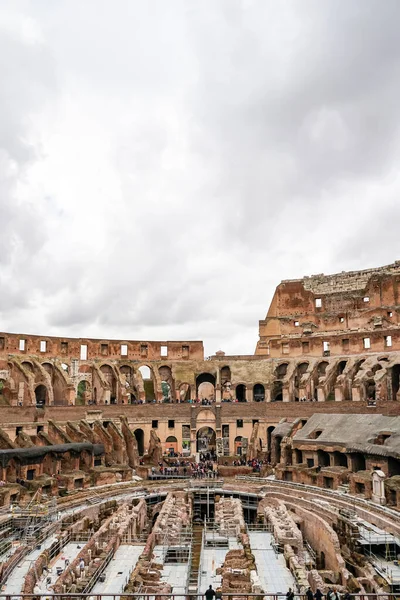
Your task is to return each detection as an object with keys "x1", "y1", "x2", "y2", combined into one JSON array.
[{"x1": 1, "y1": 1, "x2": 400, "y2": 356}]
